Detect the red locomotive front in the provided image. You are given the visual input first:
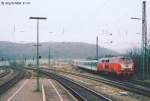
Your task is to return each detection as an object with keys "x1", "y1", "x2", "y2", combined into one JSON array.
[{"x1": 97, "y1": 56, "x2": 135, "y2": 77}]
